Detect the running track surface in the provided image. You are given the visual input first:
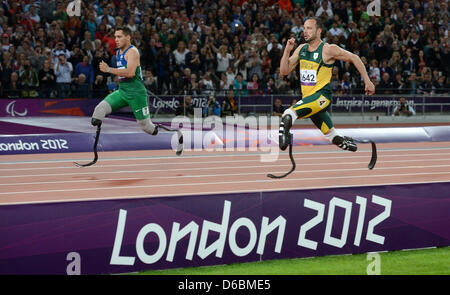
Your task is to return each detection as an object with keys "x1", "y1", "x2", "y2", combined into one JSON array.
[{"x1": 1, "y1": 141, "x2": 449, "y2": 206}]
